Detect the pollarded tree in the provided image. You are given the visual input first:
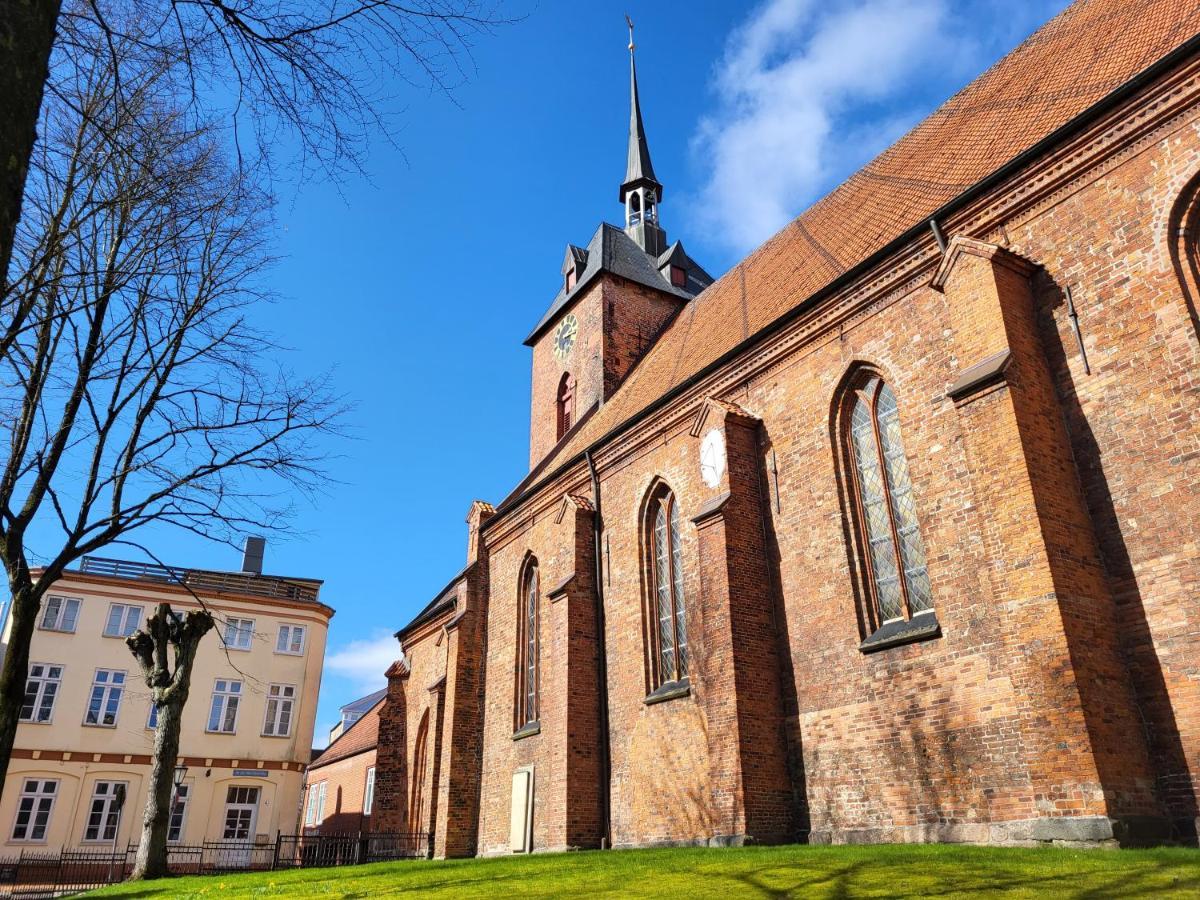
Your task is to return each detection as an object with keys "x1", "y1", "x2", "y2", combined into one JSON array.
[
  {"x1": 126, "y1": 604, "x2": 215, "y2": 879},
  {"x1": 0, "y1": 17, "x2": 340, "y2": 825}
]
